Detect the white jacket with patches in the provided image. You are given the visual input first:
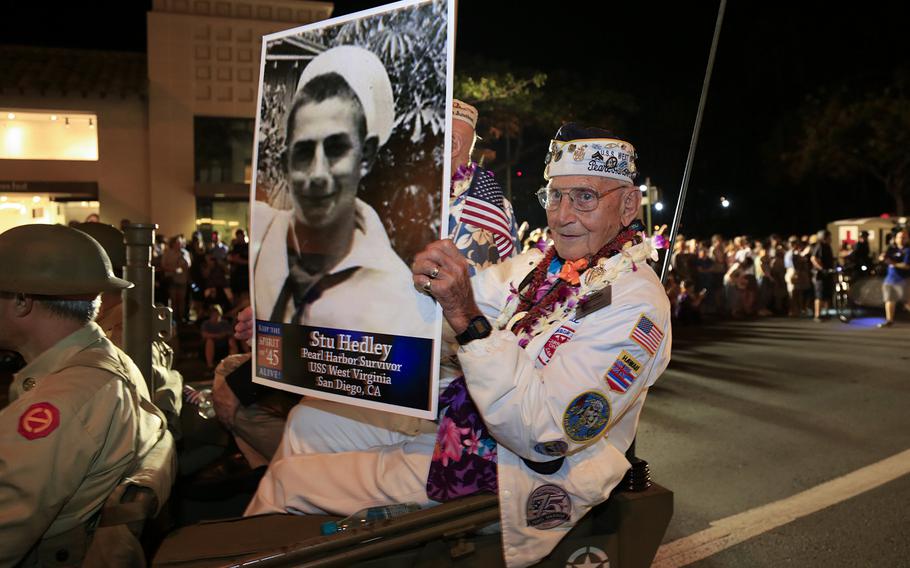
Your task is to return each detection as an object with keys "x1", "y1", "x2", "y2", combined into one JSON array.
[{"x1": 450, "y1": 244, "x2": 672, "y2": 567}]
